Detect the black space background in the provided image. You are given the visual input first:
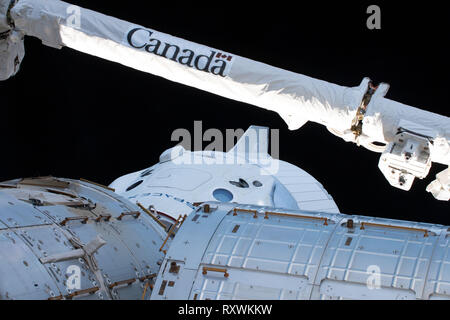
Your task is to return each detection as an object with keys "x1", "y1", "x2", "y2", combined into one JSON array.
[{"x1": 1, "y1": 1, "x2": 448, "y2": 225}]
